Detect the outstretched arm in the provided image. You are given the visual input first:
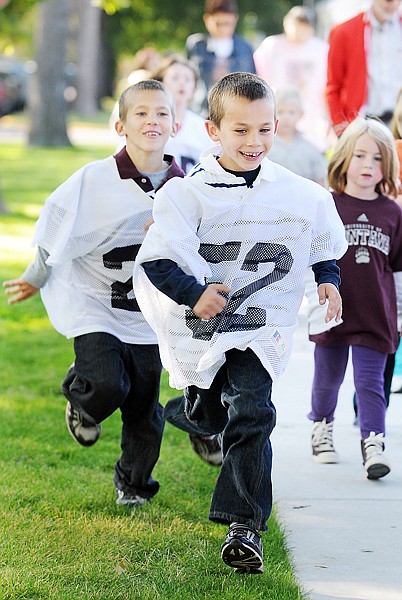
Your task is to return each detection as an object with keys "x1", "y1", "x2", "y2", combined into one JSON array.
[
  {"x1": 3, "y1": 246, "x2": 51, "y2": 305},
  {"x1": 3, "y1": 278, "x2": 39, "y2": 304}
]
